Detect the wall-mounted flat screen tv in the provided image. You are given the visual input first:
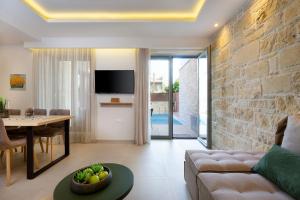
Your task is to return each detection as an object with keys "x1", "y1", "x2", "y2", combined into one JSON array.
[{"x1": 95, "y1": 70, "x2": 135, "y2": 94}]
